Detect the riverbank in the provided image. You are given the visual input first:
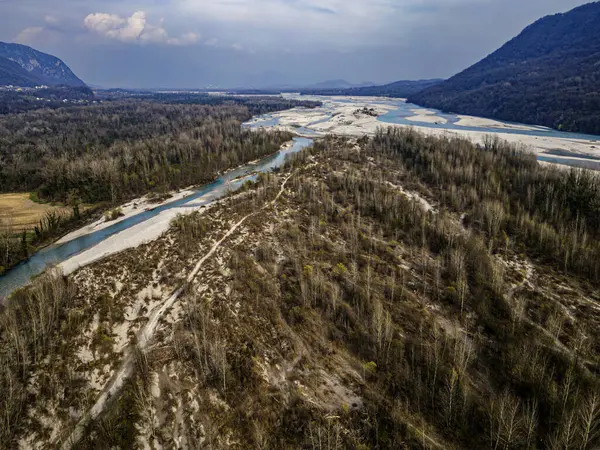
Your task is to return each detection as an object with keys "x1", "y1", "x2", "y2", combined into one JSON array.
[
  {"x1": 0, "y1": 204, "x2": 106, "y2": 277},
  {"x1": 57, "y1": 140, "x2": 295, "y2": 247},
  {"x1": 406, "y1": 108, "x2": 448, "y2": 124},
  {"x1": 58, "y1": 189, "x2": 218, "y2": 276},
  {"x1": 57, "y1": 139, "x2": 299, "y2": 276},
  {"x1": 0, "y1": 138, "x2": 310, "y2": 300},
  {"x1": 258, "y1": 95, "x2": 600, "y2": 162},
  {"x1": 56, "y1": 188, "x2": 197, "y2": 246}
]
